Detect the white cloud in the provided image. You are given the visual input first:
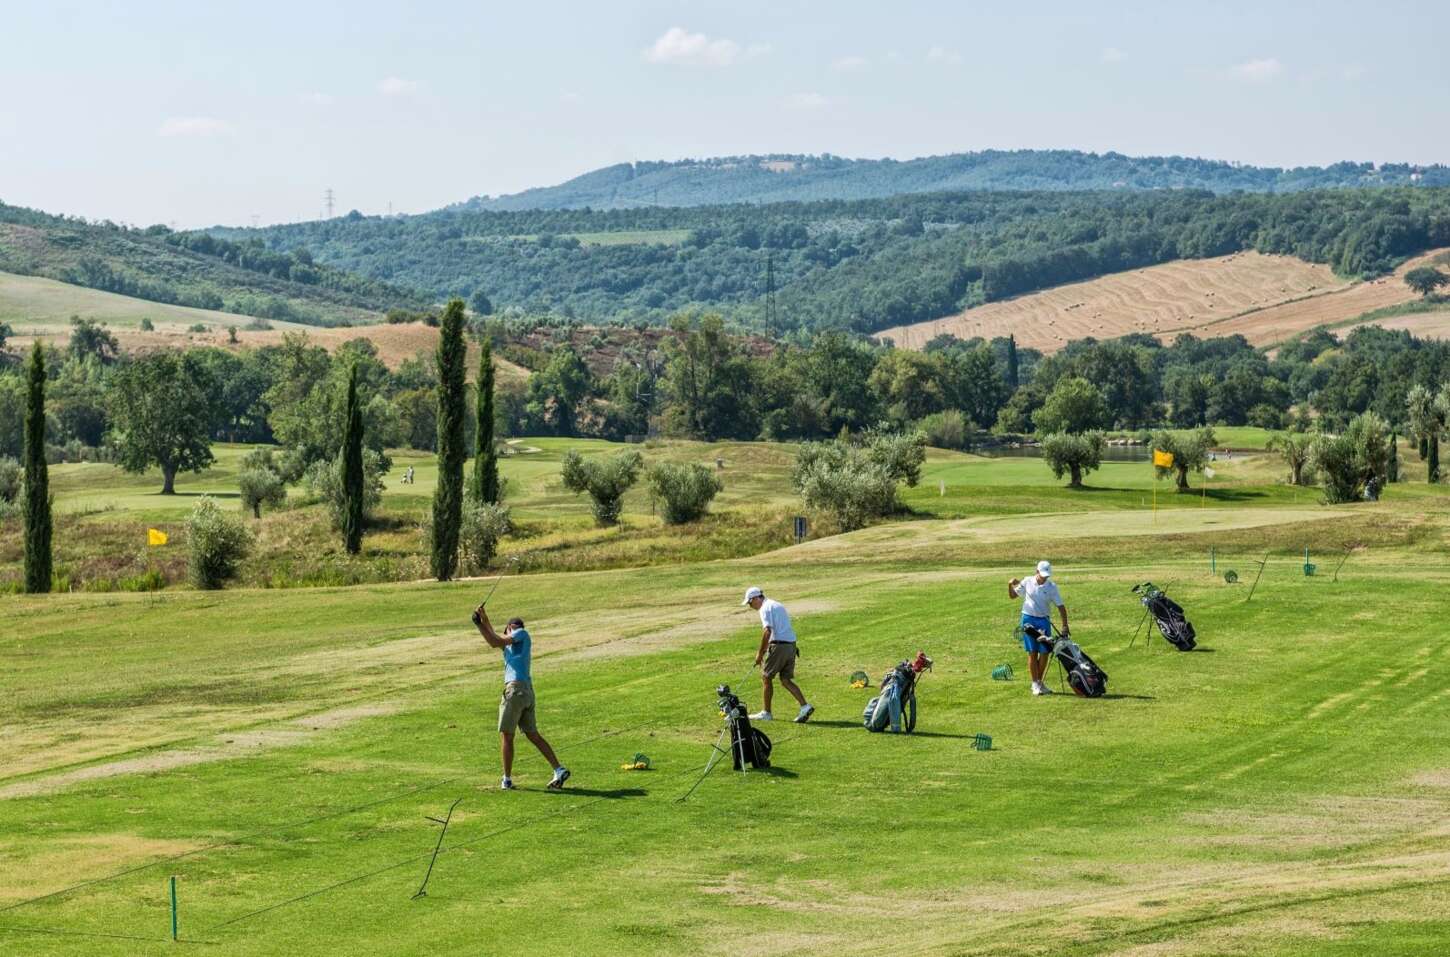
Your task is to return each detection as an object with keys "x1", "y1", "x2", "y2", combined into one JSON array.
[
  {"x1": 644, "y1": 27, "x2": 745, "y2": 67},
  {"x1": 1101, "y1": 47, "x2": 1126, "y2": 64},
  {"x1": 833, "y1": 55, "x2": 869, "y2": 72},
  {"x1": 785, "y1": 91, "x2": 830, "y2": 110},
  {"x1": 1230, "y1": 58, "x2": 1284, "y2": 82},
  {"x1": 926, "y1": 45, "x2": 963, "y2": 65},
  {"x1": 157, "y1": 116, "x2": 234, "y2": 137},
  {"x1": 301, "y1": 92, "x2": 335, "y2": 107},
  {"x1": 378, "y1": 76, "x2": 420, "y2": 95}
]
